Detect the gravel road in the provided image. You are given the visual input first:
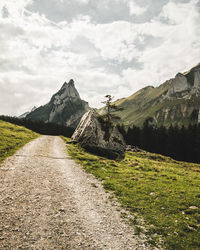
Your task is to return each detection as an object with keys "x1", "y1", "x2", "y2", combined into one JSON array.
[{"x1": 0, "y1": 135, "x2": 149, "y2": 249}]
